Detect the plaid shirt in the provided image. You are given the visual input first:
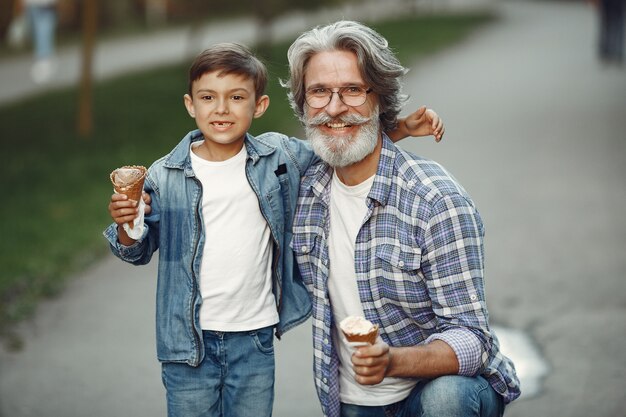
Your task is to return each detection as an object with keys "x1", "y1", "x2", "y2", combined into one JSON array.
[{"x1": 291, "y1": 136, "x2": 520, "y2": 417}]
